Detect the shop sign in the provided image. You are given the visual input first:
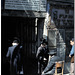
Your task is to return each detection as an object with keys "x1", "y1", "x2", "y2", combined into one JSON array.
[
  {"x1": 51, "y1": 8, "x2": 74, "y2": 27},
  {"x1": 5, "y1": 0, "x2": 46, "y2": 11}
]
